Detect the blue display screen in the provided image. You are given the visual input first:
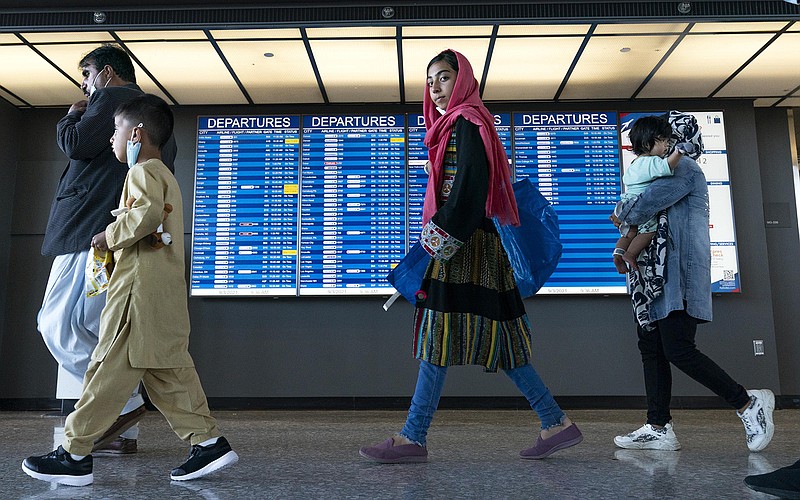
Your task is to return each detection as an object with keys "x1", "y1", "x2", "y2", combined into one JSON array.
[
  {"x1": 192, "y1": 116, "x2": 300, "y2": 296},
  {"x1": 299, "y1": 115, "x2": 407, "y2": 295},
  {"x1": 191, "y1": 111, "x2": 737, "y2": 297},
  {"x1": 513, "y1": 112, "x2": 626, "y2": 294},
  {"x1": 407, "y1": 114, "x2": 427, "y2": 246}
]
